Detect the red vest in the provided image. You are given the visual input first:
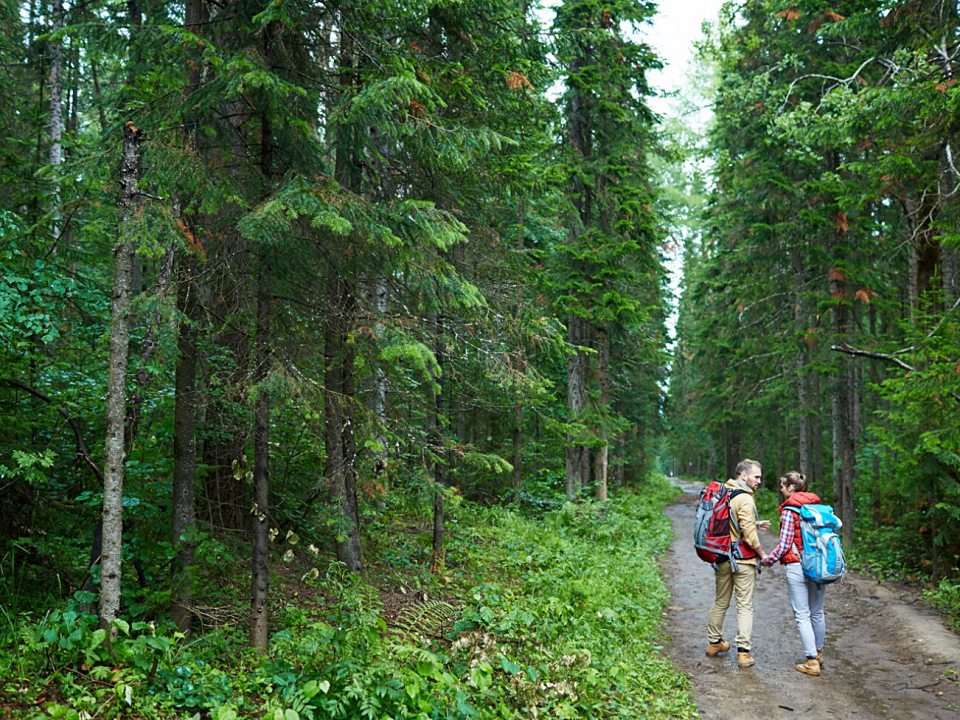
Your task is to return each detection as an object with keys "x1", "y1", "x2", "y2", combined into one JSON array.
[{"x1": 776, "y1": 491, "x2": 821, "y2": 565}]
